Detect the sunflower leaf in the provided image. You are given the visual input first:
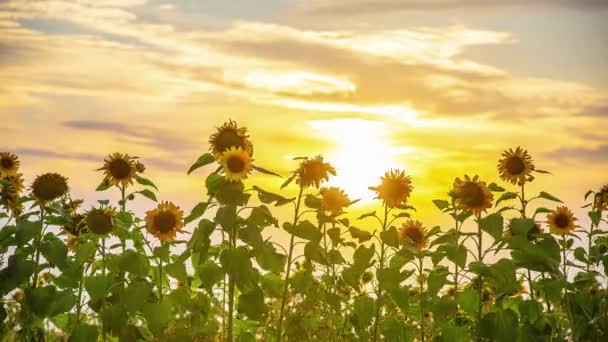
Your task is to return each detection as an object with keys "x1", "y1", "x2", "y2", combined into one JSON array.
[
  {"x1": 349, "y1": 226, "x2": 373, "y2": 243},
  {"x1": 135, "y1": 176, "x2": 158, "y2": 191},
  {"x1": 433, "y1": 200, "x2": 450, "y2": 210},
  {"x1": 537, "y1": 191, "x2": 562, "y2": 203},
  {"x1": 184, "y1": 202, "x2": 209, "y2": 225},
  {"x1": 136, "y1": 189, "x2": 157, "y2": 202},
  {"x1": 357, "y1": 211, "x2": 376, "y2": 220},
  {"x1": 187, "y1": 153, "x2": 215, "y2": 175},
  {"x1": 534, "y1": 169, "x2": 552, "y2": 174},
  {"x1": 95, "y1": 180, "x2": 112, "y2": 192},
  {"x1": 252, "y1": 164, "x2": 281, "y2": 177},
  {"x1": 488, "y1": 183, "x2": 505, "y2": 192},
  {"x1": 495, "y1": 192, "x2": 518, "y2": 207},
  {"x1": 280, "y1": 174, "x2": 296, "y2": 189}
]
